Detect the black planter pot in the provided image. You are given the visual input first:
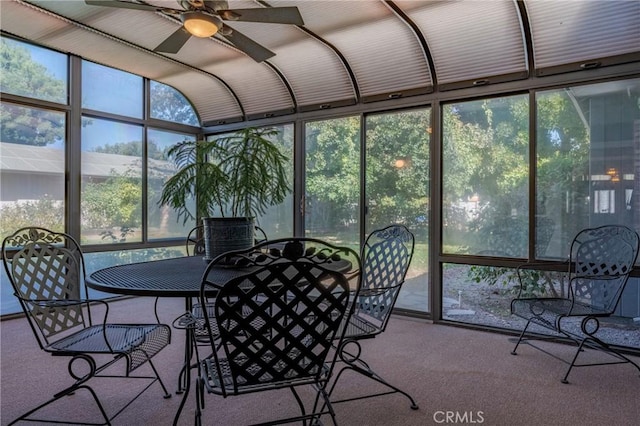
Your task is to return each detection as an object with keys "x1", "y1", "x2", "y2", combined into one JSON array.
[{"x1": 202, "y1": 217, "x2": 255, "y2": 262}]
